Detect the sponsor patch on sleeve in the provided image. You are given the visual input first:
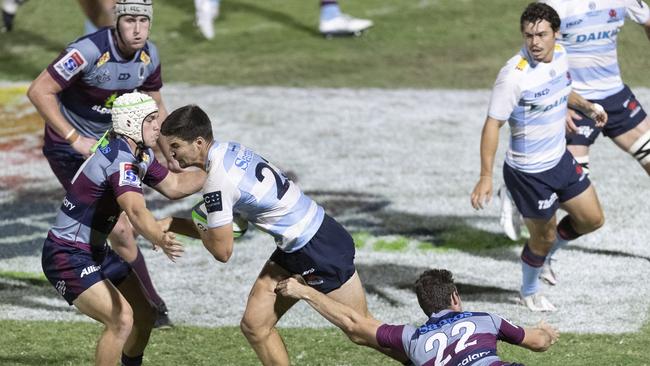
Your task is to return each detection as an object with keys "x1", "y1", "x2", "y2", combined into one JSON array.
[
  {"x1": 203, "y1": 191, "x2": 223, "y2": 213},
  {"x1": 119, "y1": 162, "x2": 142, "y2": 188},
  {"x1": 53, "y1": 49, "x2": 88, "y2": 81}
]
